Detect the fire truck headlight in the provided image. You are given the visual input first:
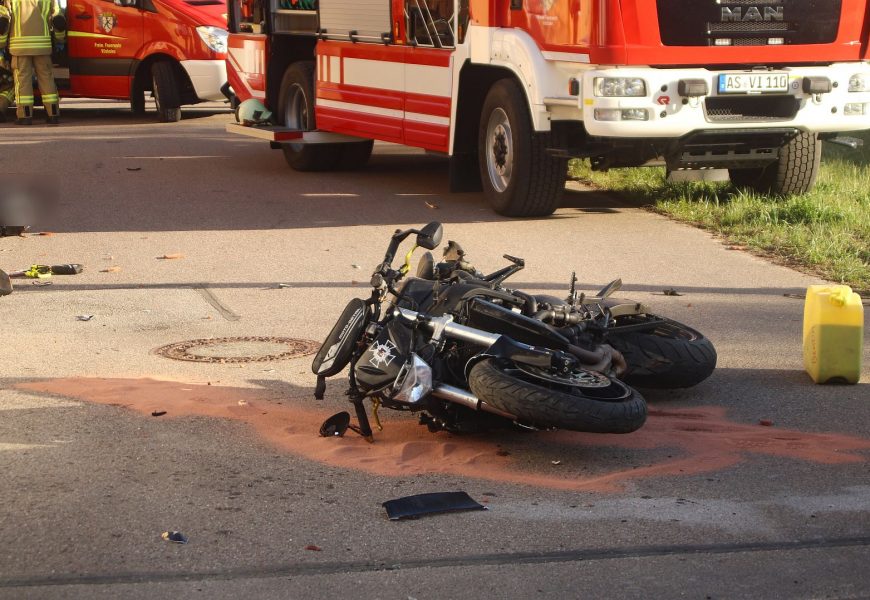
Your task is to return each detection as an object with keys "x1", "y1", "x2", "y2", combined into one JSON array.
[
  {"x1": 848, "y1": 74, "x2": 869, "y2": 93},
  {"x1": 593, "y1": 77, "x2": 647, "y2": 97},
  {"x1": 594, "y1": 108, "x2": 649, "y2": 122},
  {"x1": 197, "y1": 26, "x2": 228, "y2": 54}
]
